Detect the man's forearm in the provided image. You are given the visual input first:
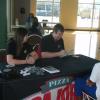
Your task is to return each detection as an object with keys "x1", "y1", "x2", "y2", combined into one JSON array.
[{"x1": 41, "y1": 52, "x2": 59, "y2": 58}]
